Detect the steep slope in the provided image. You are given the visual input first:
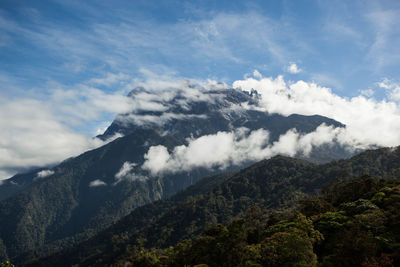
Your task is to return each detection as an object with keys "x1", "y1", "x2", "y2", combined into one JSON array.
[
  {"x1": 0, "y1": 86, "x2": 350, "y2": 262},
  {"x1": 26, "y1": 146, "x2": 400, "y2": 266}
]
